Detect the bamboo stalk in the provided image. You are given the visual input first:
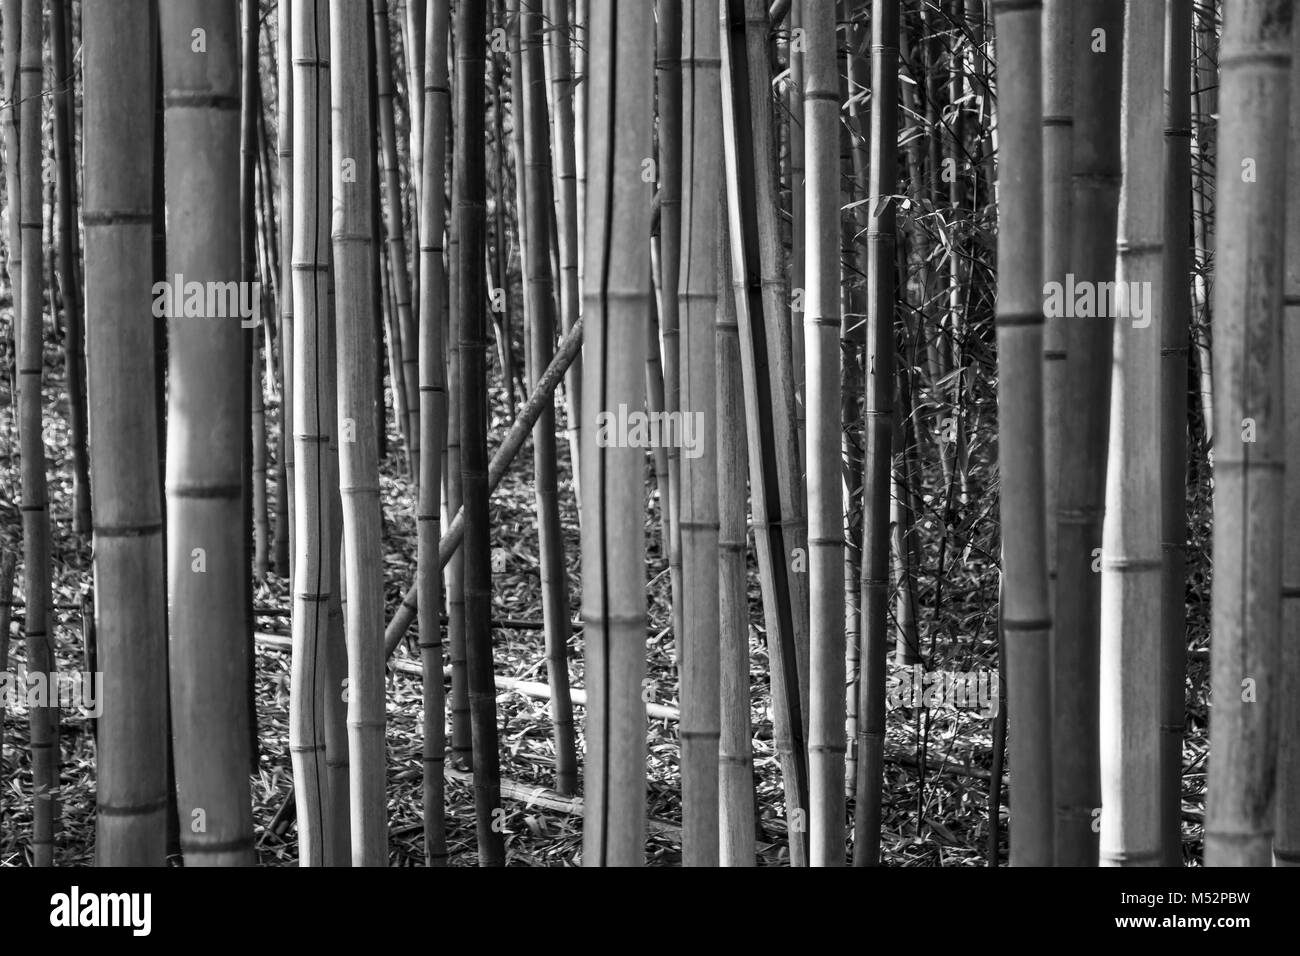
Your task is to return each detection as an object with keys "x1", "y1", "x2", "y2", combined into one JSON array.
[
  {"x1": 1206, "y1": 0, "x2": 1291, "y2": 869},
  {"x1": 989, "y1": 0, "x2": 1053, "y2": 868},
  {"x1": 279, "y1": 0, "x2": 297, "y2": 589},
  {"x1": 161, "y1": 0, "x2": 255, "y2": 866},
  {"x1": 580, "y1": 0, "x2": 653, "y2": 867},
  {"x1": 851, "y1": 0, "x2": 898, "y2": 868}
]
